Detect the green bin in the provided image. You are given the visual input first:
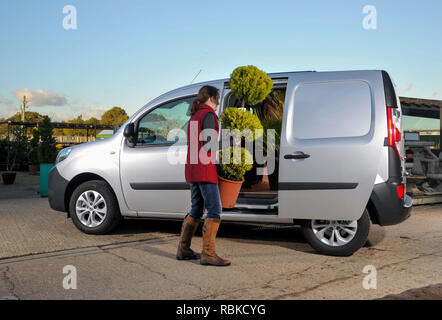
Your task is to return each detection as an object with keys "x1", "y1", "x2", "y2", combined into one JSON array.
[{"x1": 40, "y1": 163, "x2": 55, "y2": 197}]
